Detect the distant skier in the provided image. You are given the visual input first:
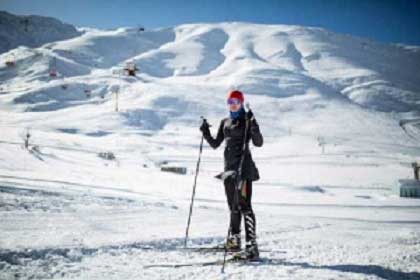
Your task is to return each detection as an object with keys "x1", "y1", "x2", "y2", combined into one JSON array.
[{"x1": 200, "y1": 90, "x2": 263, "y2": 260}]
